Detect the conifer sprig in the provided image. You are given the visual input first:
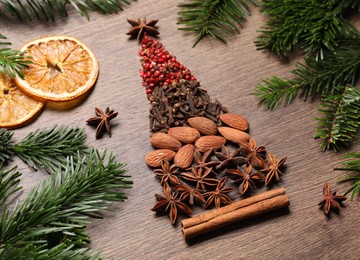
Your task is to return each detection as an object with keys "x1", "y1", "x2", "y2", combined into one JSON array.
[
  {"x1": 314, "y1": 86, "x2": 360, "y2": 151},
  {"x1": 13, "y1": 126, "x2": 87, "y2": 173},
  {"x1": 0, "y1": 128, "x2": 14, "y2": 164},
  {"x1": 0, "y1": 149, "x2": 132, "y2": 258},
  {"x1": 0, "y1": 34, "x2": 30, "y2": 79},
  {"x1": 178, "y1": 0, "x2": 257, "y2": 47},
  {"x1": 255, "y1": 0, "x2": 359, "y2": 59},
  {"x1": 0, "y1": 166, "x2": 21, "y2": 206},
  {"x1": 336, "y1": 152, "x2": 360, "y2": 200},
  {"x1": 0, "y1": 0, "x2": 133, "y2": 21}
]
